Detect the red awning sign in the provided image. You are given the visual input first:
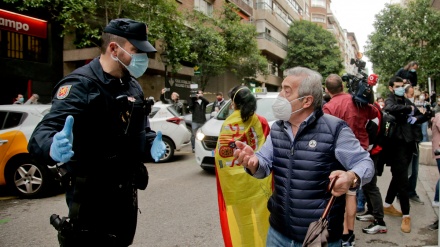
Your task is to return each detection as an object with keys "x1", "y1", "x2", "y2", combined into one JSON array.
[{"x1": 0, "y1": 9, "x2": 47, "y2": 39}]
